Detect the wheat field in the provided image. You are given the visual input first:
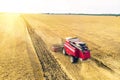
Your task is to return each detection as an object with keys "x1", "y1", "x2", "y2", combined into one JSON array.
[
  {"x1": 0, "y1": 13, "x2": 120, "y2": 80},
  {"x1": 24, "y1": 14, "x2": 120, "y2": 80}
]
